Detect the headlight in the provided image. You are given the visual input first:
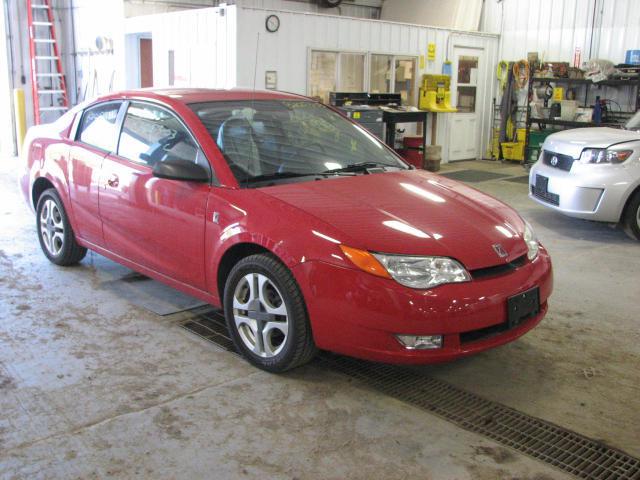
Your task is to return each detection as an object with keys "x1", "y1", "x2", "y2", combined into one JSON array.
[
  {"x1": 579, "y1": 148, "x2": 633, "y2": 164},
  {"x1": 339, "y1": 245, "x2": 471, "y2": 289},
  {"x1": 523, "y1": 221, "x2": 539, "y2": 260}
]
